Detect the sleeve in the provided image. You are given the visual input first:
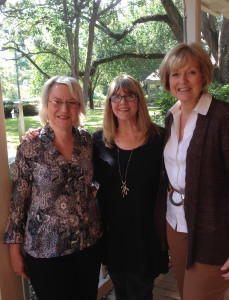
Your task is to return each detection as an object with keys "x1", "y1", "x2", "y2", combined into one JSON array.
[{"x1": 4, "y1": 146, "x2": 32, "y2": 244}]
